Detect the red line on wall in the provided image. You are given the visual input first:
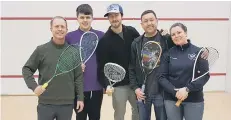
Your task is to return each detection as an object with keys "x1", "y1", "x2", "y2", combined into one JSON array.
[
  {"x1": 0, "y1": 17, "x2": 229, "y2": 79},
  {"x1": 0, "y1": 75, "x2": 39, "y2": 78},
  {"x1": 0, "y1": 73, "x2": 226, "y2": 79},
  {"x1": 0, "y1": 17, "x2": 229, "y2": 21},
  {"x1": 210, "y1": 73, "x2": 226, "y2": 76}
]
